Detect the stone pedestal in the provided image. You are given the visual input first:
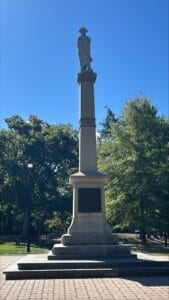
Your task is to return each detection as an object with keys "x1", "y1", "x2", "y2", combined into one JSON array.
[{"x1": 61, "y1": 172, "x2": 118, "y2": 246}]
